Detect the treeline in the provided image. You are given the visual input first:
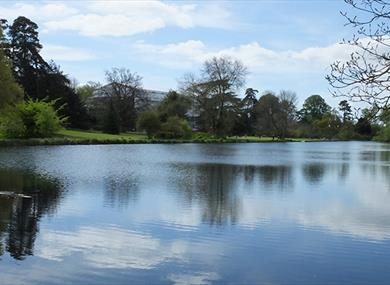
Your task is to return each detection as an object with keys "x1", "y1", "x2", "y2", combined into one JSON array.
[
  {"x1": 0, "y1": 16, "x2": 388, "y2": 141},
  {"x1": 133, "y1": 56, "x2": 379, "y2": 140}
]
